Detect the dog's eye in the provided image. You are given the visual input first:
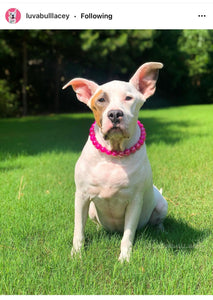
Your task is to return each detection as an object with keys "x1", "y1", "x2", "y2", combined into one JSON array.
[
  {"x1": 125, "y1": 96, "x2": 133, "y2": 101},
  {"x1": 98, "y1": 98, "x2": 105, "y2": 103}
]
